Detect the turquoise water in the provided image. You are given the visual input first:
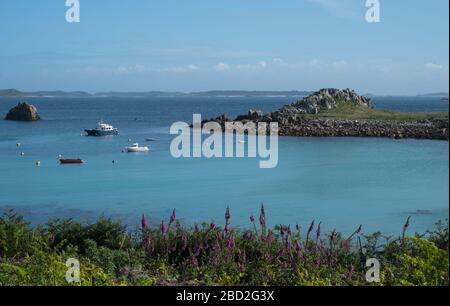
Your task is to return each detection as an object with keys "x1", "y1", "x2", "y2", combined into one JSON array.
[{"x1": 0, "y1": 97, "x2": 448, "y2": 235}]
